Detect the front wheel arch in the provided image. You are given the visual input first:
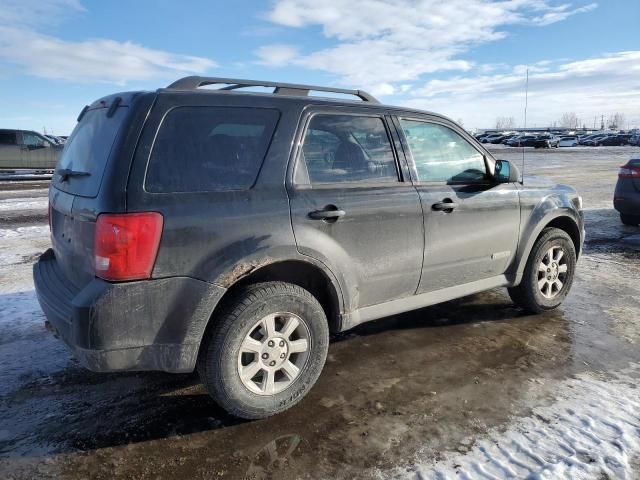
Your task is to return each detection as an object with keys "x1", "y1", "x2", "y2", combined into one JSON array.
[{"x1": 513, "y1": 213, "x2": 582, "y2": 285}]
